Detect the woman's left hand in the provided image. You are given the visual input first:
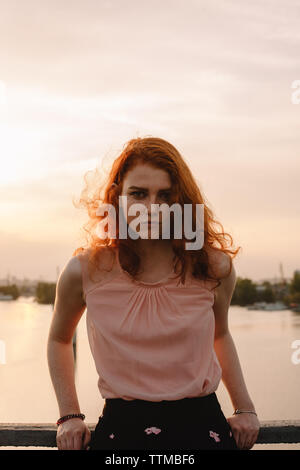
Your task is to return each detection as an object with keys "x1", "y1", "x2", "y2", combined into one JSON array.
[{"x1": 227, "y1": 413, "x2": 260, "y2": 450}]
